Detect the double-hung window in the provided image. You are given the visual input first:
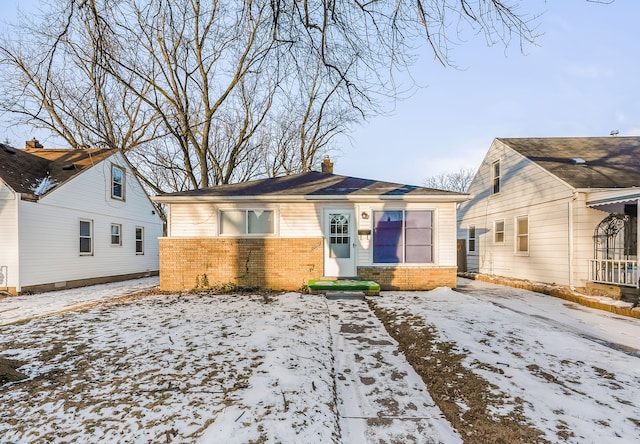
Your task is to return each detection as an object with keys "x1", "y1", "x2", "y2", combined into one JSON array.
[
  {"x1": 372, "y1": 210, "x2": 433, "y2": 263},
  {"x1": 111, "y1": 165, "x2": 125, "y2": 200},
  {"x1": 80, "y1": 219, "x2": 93, "y2": 255},
  {"x1": 492, "y1": 160, "x2": 501, "y2": 194},
  {"x1": 494, "y1": 220, "x2": 505, "y2": 243},
  {"x1": 468, "y1": 225, "x2": 476, "y2": 252},
  {"x1": 220, "y1": 210, "x2": 275, "y2": 235},
  {"x1": 111, "y1": 223, "x2": 122, "y2": 246},
  {"x1": 135, "y1": 227, "x2": 144, "y2": 254},
  {"x1": 516, "y1": 215, "x2": 529, "y2": 253}
]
